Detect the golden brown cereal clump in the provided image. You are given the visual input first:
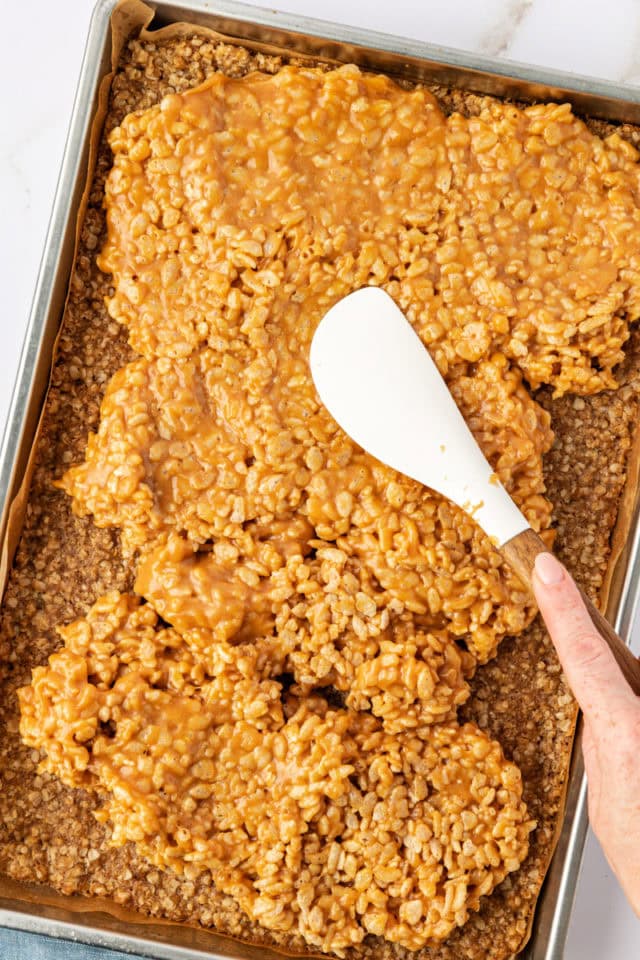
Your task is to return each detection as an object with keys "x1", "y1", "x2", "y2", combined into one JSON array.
[
  {"x1": 134, "y1": 534, "x2": 474, "y2": 730},
  {"x1": 99, "y1": 66, "x2": 640, "y2": 393},
  {"x1": 59, "y1": 348, "x2": 549, "y2": 669},
  {"x1": 19, "y1": 593, "x2": 534, "y2": 955}
]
